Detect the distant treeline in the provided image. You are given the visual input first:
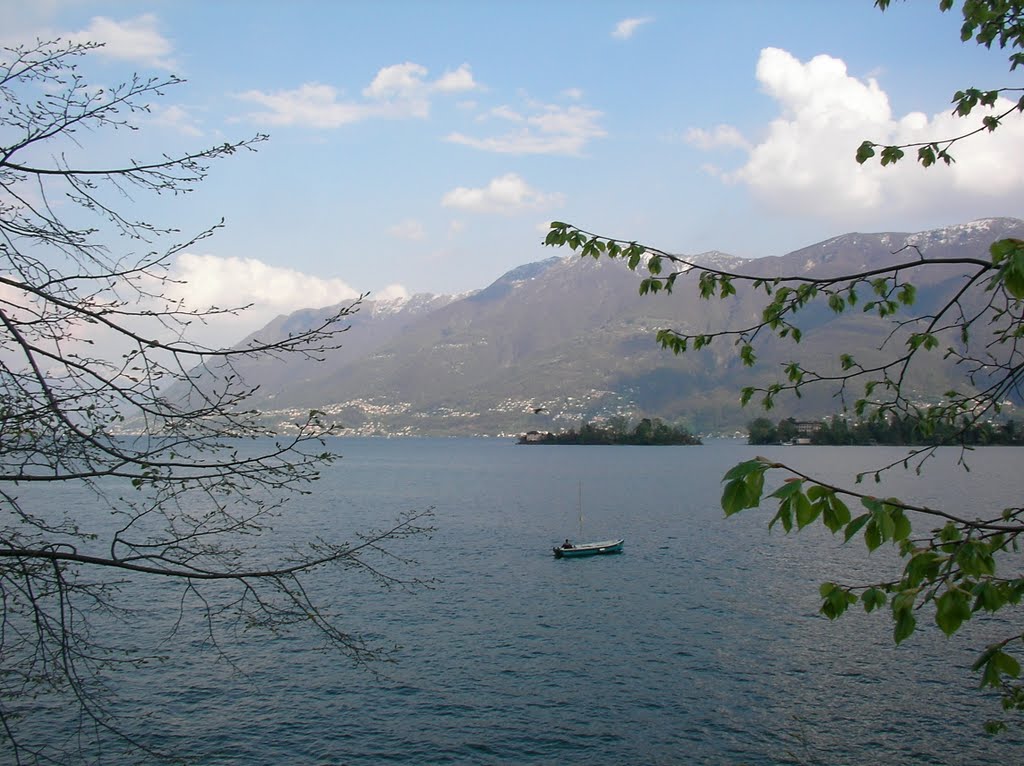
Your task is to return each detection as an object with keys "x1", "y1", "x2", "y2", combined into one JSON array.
[
  {"x1": 520, "y1": 418, "x2": 701, "y2": 446},
  {"x1": 748, "y1": 415, "x2": 1024, "y2": 446}
]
